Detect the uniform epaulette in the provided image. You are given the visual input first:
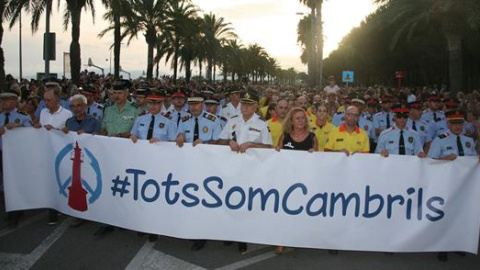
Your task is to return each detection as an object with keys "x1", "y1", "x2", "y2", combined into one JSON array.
[
  {"x1": 230, "y1": 115, "x2": 239, "y2": 119},
  {"x1": 203, "y1": 112, "x2": 217, "y2": 122},
  {"x1": 438, "y1": 133, "x2": 448, "y2": 139},
  {"x1": 96, "y1": 104, "x2": 104, "y2": 109},
  {"x1": 335, "y1": 111, "x2": 343, "y2": 115},
  {"x1": 17, "y1": 110, "x2": 28, "y2": 116},
  {"x1": 219, "y1": 116, "x2": 227, "y2": 122},
  {"x1": 181, "y1": 115, "x2": 191, "y2": 122},
  {"x1": 258, "y1": 116, "x2": 266, "y2": 122},
  {"x1": 162, "y1": 111, "x2": 172, "y2": 119}
]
